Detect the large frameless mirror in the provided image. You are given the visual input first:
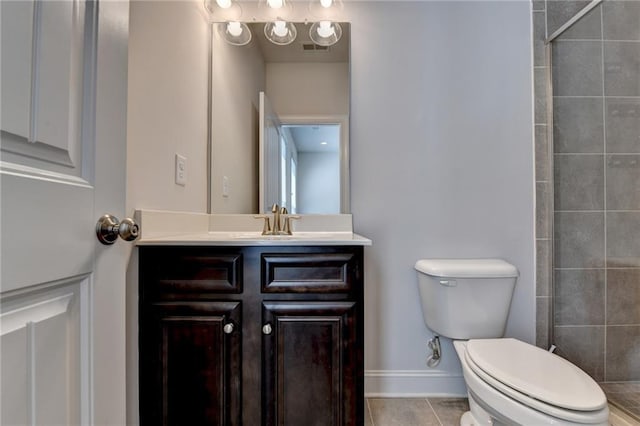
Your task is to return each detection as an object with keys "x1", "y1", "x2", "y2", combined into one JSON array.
[{"x1": 210, "y1": 21, "x2": 350, "y2": 214}]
